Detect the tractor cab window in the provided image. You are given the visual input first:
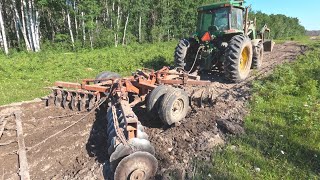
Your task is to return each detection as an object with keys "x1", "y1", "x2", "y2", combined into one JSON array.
[
  {"x1": 197, "y1": 8, "x2": 230, "y2": 33},
  {"x1": 214, "y1": 8, "x2": 229, "y2": 31},
  {"x1": 231, "y1": 8, "x2": 243, "y2": 30}
]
